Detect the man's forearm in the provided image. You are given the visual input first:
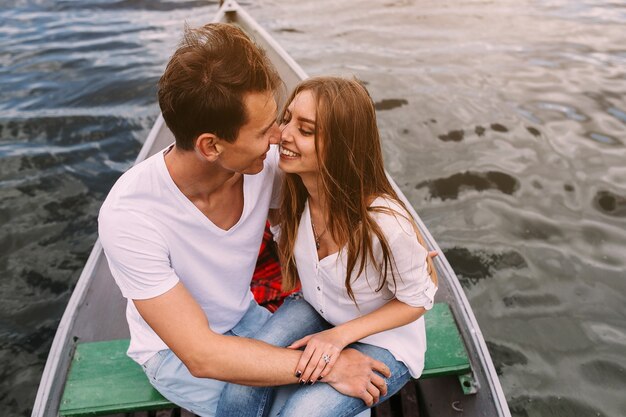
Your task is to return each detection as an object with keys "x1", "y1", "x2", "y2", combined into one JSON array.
[
  {"x1": 187, "y1": 333, "x2": 302, "y2": 386},
  {"x1": 133, "y1": 284, "x2": 302, "y2": 386},
  {"x1": 191, "y1": 335, "x2": 392, "y2": 406}
]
